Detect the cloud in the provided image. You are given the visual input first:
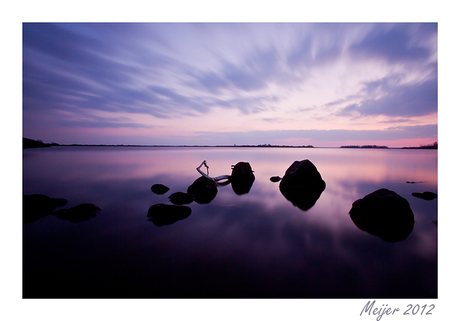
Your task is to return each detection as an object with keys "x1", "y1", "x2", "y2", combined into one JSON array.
[
  {"x1": 53, "y1": 119, "x2": 156, "y2": 129},
  {"x1": 337, "y1": 77, "x2": 437, "y2": 117},
  {"x1": 23, "y1": 24, "x2": 287, "y2": 119},
  {"x1": 349, "y1": 23, "x2": 436, "y2": 63},
  {"x1": 378, "y1": 118, "x2": 414, "y2": 124},
  {"x1": 188, "y1": 45, "x2": 299, "y2": 95},
  {"x1": 22, "y1": 23, "x2": 438, "y2": 146},
  {"x1": 192, "y1": 124, "x2": 438, "y2": 144},
  {"x1": 286, "y1": 27, "x2": 343, "y2": 69}
]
